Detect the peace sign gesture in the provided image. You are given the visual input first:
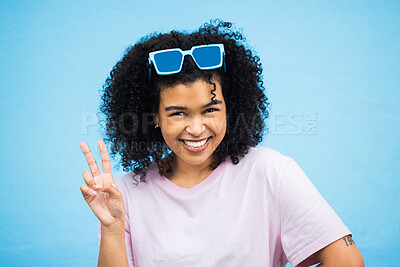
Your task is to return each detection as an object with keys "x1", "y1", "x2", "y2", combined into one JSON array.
[{"x1": 79, "y1": 140, "x2": 125, "y2": 228}]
